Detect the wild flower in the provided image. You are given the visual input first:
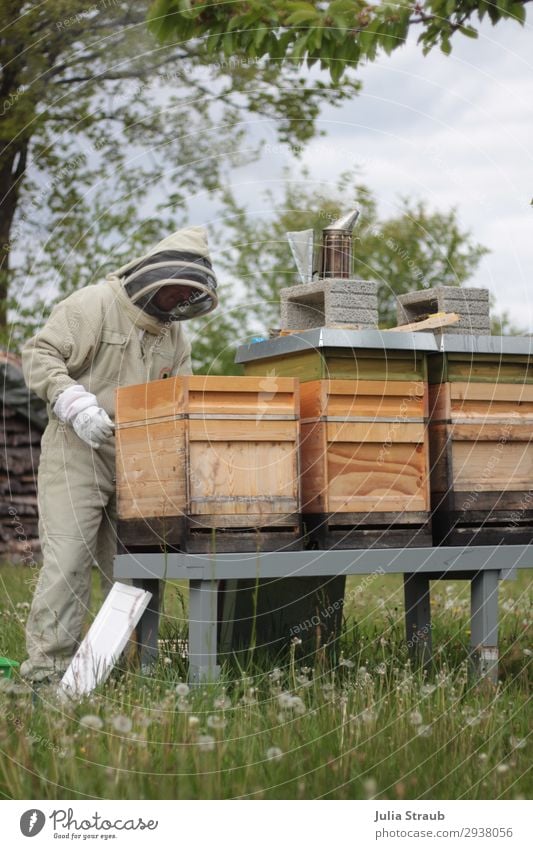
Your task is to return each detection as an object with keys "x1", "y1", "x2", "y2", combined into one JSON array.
[
  {"x1": 269, "y1": 668, "x2": 282, "y2": 682},
  {"x1": 207, "y1": 715, "x2": 227, "y2": 730},
  {"x1": 288, "y1": 696, "x2": 306, "y2": 715},
  {"x1": 409, "y1": 710, "x2": 423, "y2": 726},
  {"x1": 420, "y1": 684, "x2": 436, "y2": 696},
  {"x1": 376, "y1": 663, "x2": 387, "y2": 676},
  {"x1": 197, "y1": 734, "x2": 215, "y2": 752},
  {"x1": 361, "y1": 709, "x2": 376, "y2": 724},
  {"x1": 496, "y1": 764, "x2": 510, "y2": 774},
  {"x1": 176, "y1": 699, "x2": 190, "y2": 712},
  {"x1": 175, "y1": 683, "x2": 190, "y2": 697},
  {"x1": 266, "y1": 746, "x2": 284, "y2": 761},
  {"x1": 79, "y1": 715, "x2": 103, "y2": 731},
  {"x1": 213, "y1": 694, "x2": 231, "y2": 710},
  {"x1": 188, "y1": 716, "x2": 200, "y2": 727},
  {"x1": 509, "y1": 736, "x2": 526, "y2": 750},
  {"x1": 110, "y1": 715, "x2": 132, "y2": 734},
  {"x1": 278, "y1": 692, "x2": 294, "y2": 708},
  {"x1": 417, "y1": 724, "x2": 432, "y2": 738}
]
